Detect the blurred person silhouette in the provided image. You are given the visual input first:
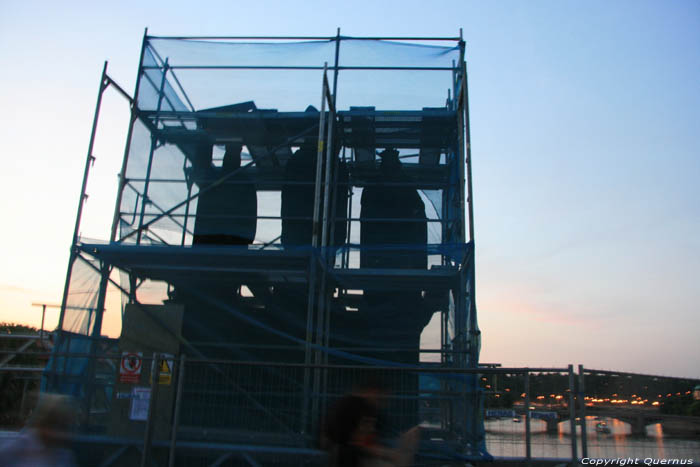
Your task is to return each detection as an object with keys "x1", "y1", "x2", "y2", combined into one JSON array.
[
  {"x1": 322, "y1": 381, "x2": 420, "y2": 467},
  {"x1": 0, "y1": 393, "x2": 77, "y2": 467}
]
